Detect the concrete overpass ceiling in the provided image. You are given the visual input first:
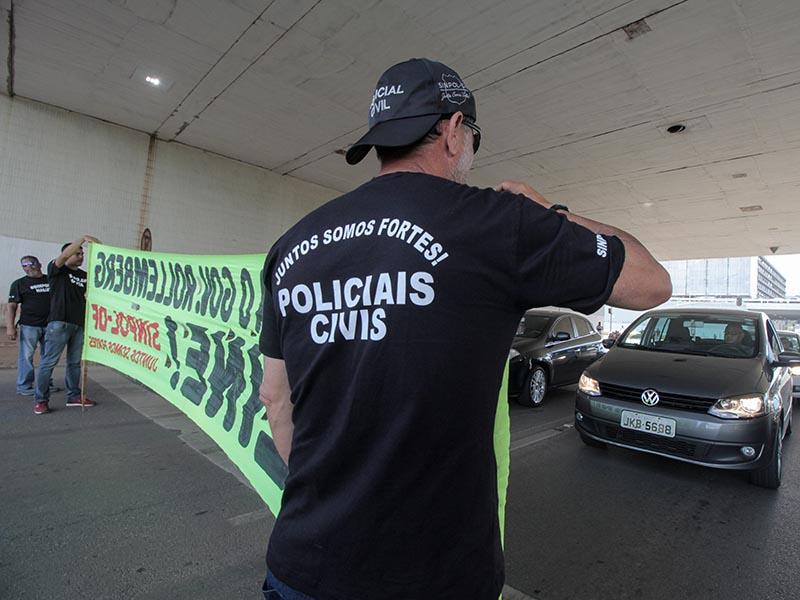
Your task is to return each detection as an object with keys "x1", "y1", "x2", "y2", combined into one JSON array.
[{"x1": 3, "y1": 0, "x2": 800, "y2": 260}]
